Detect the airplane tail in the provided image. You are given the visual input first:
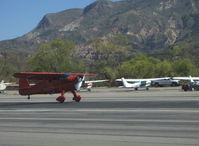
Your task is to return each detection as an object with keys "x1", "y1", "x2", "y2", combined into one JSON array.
[
  {"x1": 121, "y1": 78, "x2": 132, "y2": 88},
  {"x1": 0, "y1": 80, "x2": 6, "y2": 91},
  {"x1": 19, "y1": 78, "x2": 30, "y2": 89},
  {"x1": 189, "y1": 76, "x2": 194, "y2": 83}
]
